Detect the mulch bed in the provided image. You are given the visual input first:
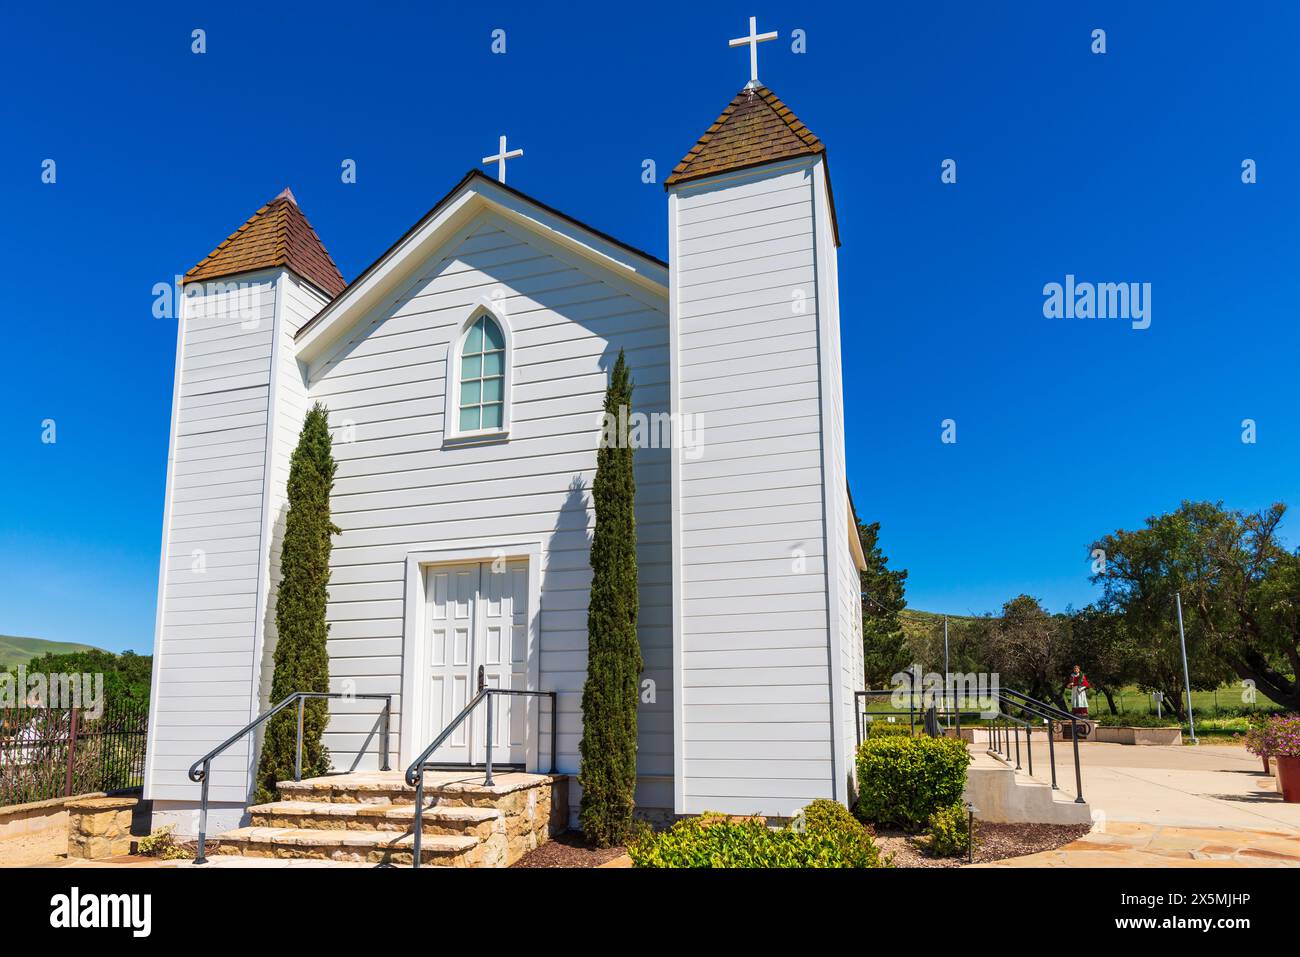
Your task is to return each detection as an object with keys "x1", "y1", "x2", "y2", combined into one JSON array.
[
  {"x1": 873, "y1": 821, "x2": 1093, "y2": 868},
  {"x1": 511, "y1": 830, "x2": 627, "y2": 868},
  {"x1": 513, "y1": 822, "x2": 1091, "y2": 868}
]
